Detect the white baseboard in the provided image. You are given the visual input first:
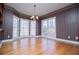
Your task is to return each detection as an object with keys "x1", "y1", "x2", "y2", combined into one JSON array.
[
  {"x1": 1, "y1": 35, "x2": 42, "y2": 44},
  {"x1": 0, "y1": 36, "x2": 41, "y2": 48},
  {"x1": 42, "y1": 36, "x2": 79, "y2": 45},
  {"x1": 41, "y1": 35, "x2": 56, "y2": 39},
  {"x1": 23, "y1": 35, "x2": 41, "y2": 37},
  {"x1": 2, "y1": 39, "x2": 14, "y2": 43},
  {"x1": 0, "y1": 41, "x2": 3, "y2": 48},
  {"x1": 56, "y1": 38, "x2": 79, "y2": 45},
  {"x1": 2, "y1": 36, "x2": 78, "y2": 48}
]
